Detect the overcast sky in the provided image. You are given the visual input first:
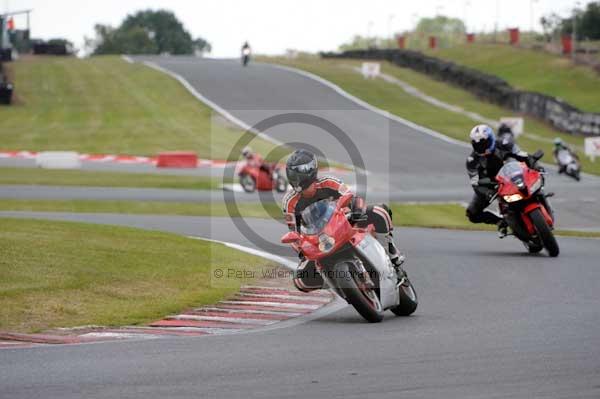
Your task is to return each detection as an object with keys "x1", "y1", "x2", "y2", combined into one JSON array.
[{"x1": 6, "y1": 0, "x2": 589, "y2": 57}]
